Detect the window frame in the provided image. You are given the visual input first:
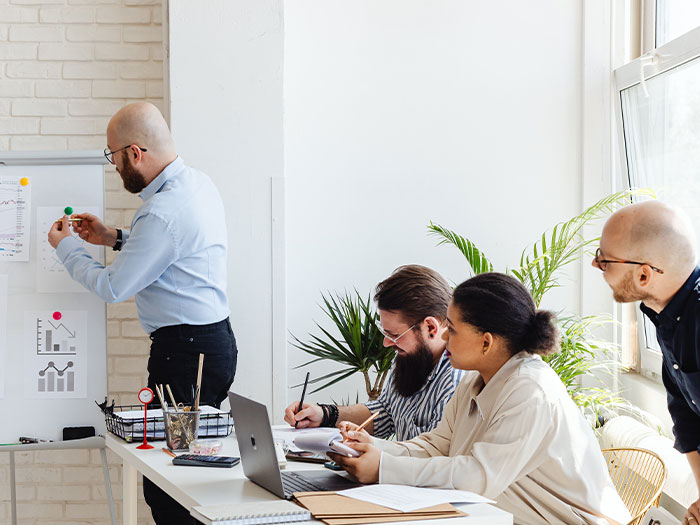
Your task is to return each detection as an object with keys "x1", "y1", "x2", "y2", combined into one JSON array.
[{"x1": 614, "y1": 23, "x2": 700, "y2": 382}]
